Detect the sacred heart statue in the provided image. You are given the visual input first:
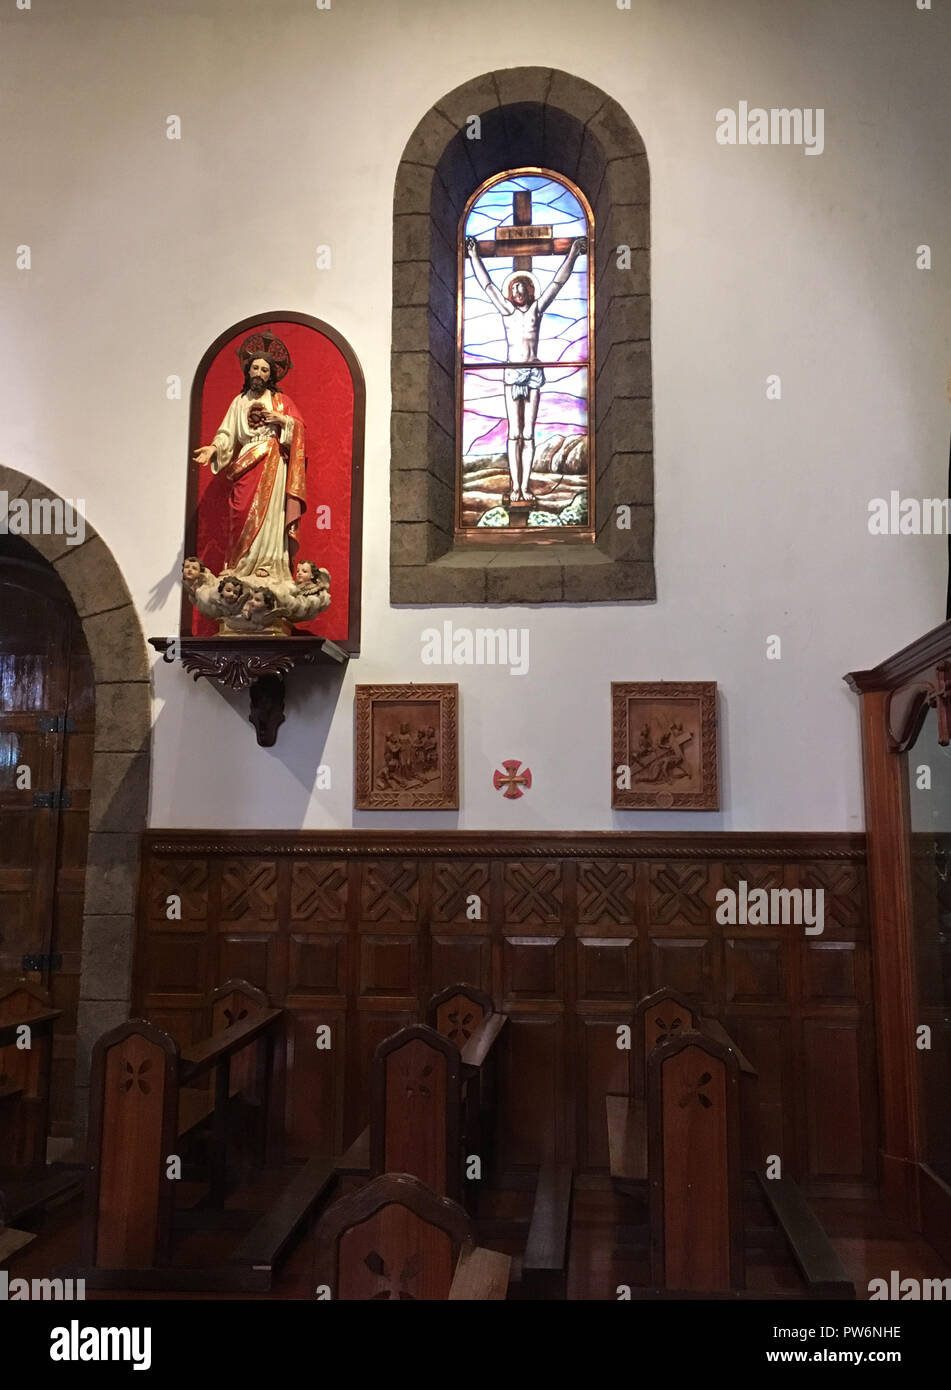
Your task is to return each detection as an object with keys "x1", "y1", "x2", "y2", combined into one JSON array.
[
  {"x1": 156, "y1": 313, "x2": 364, "y2": 747},
  {"x1": 185, "y1": 327, "x2": 332, "y2": 635}
]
